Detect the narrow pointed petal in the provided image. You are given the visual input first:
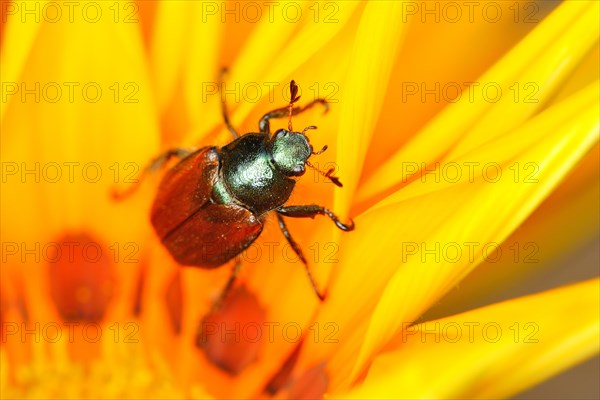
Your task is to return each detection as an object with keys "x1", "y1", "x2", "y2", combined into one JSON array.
[
  {"x1": 216, "y1": 1, "x2": 361, "y2": 138},
  {"x1": 359, "y1": 1, "x2": 599, "y2": 203},
  {"x1": 0, "y1": 6, "x2": 160, "y2": 335},
  {"x1": 339, "y1": 279, "x2": 599, "y2": 399},
  {"x1": 361, "y1": 2, "x2": 560, "y2": 181},
  {"x1": 333, "y1": 0, "x2": 407, "y2": 217},
  {"x1": 423, "y1": 143, "x2": 599, "y2": 321},
  {"x1": 0, "y1": 1, "x2": 44, "y2": 122},
  {"x1": 448, "y1": 2, "x2": 599, "y2": 158},
  {"x1": 348, "y1": 82, "x2": 599, "y2": 385},
  {"x1": 297, "y1": 82, "x2": 598, "y2": 390},
  {"x1": 1, "y1": 13, "x2": 159, "y2": 243},
  {"x1": 150, "y1": 1, "x2": 190, "y2": 110},
  {"x1": 182, "y1": 2, "x2": 223, "y2": 137},
  {"x1": 230, "y1": 2, "x2": 360, "y2": 84},
  {"x1": 152, "y1": 2, "x2": 223, "y2": 146}
]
